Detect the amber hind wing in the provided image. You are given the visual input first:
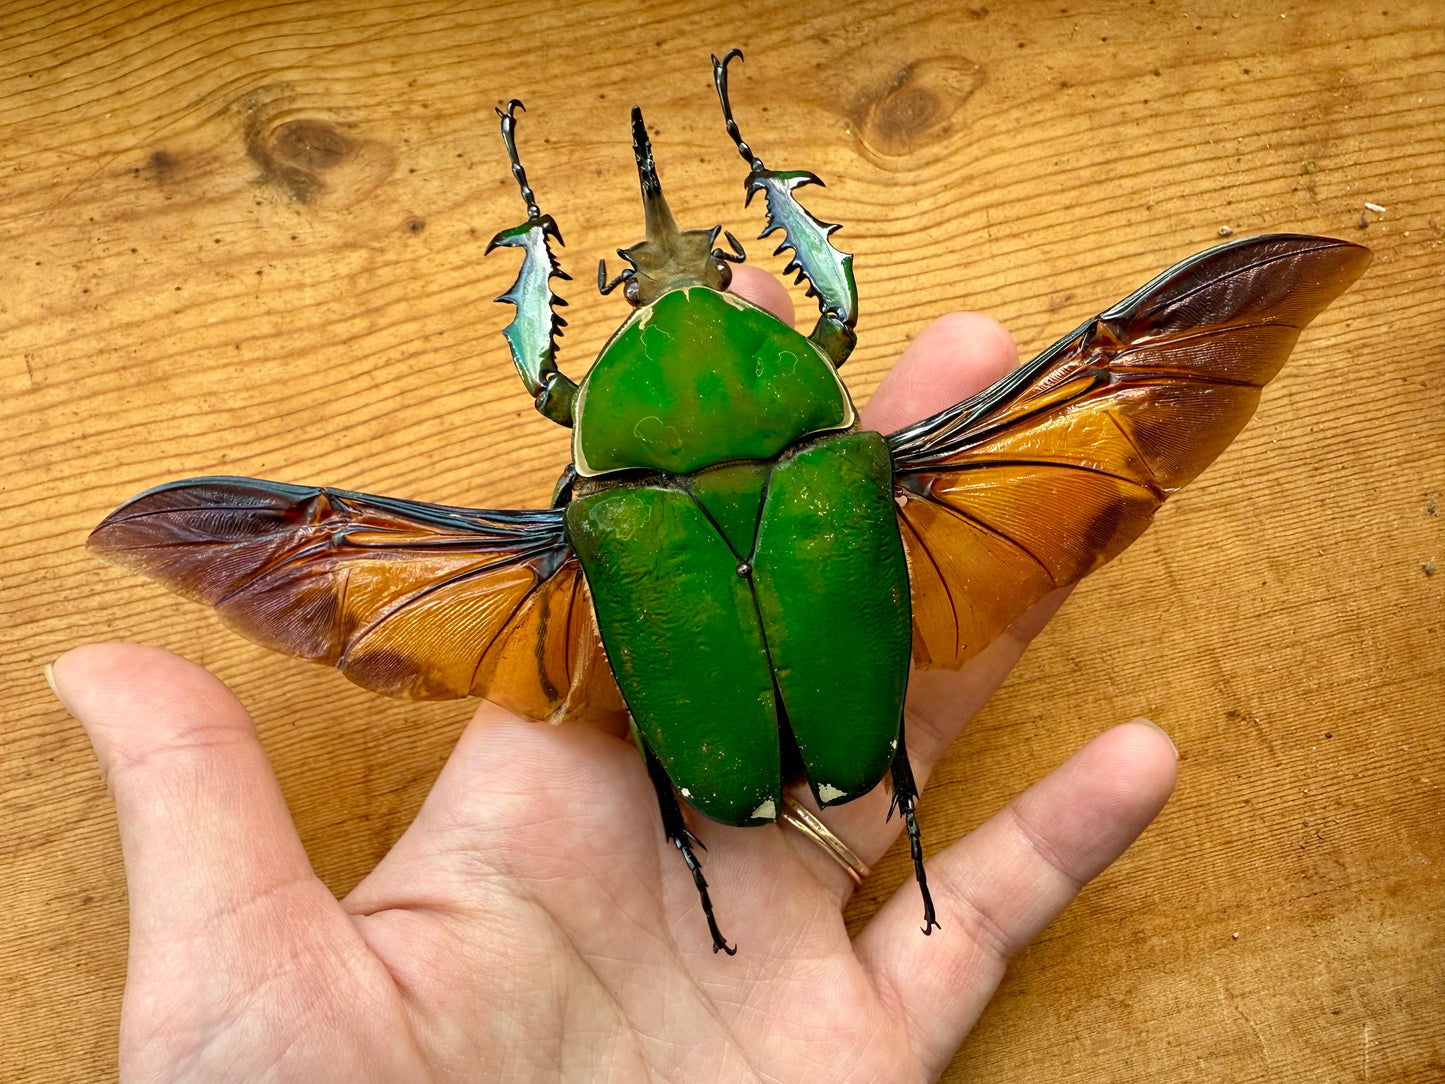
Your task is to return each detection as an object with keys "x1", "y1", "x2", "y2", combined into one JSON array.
[
  {"x1": 89, "y1": 478, "x2": 619, "y2": 720},
  {"x1": 887, "y1": 234, "x2": 1371, "y2": 670}
]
